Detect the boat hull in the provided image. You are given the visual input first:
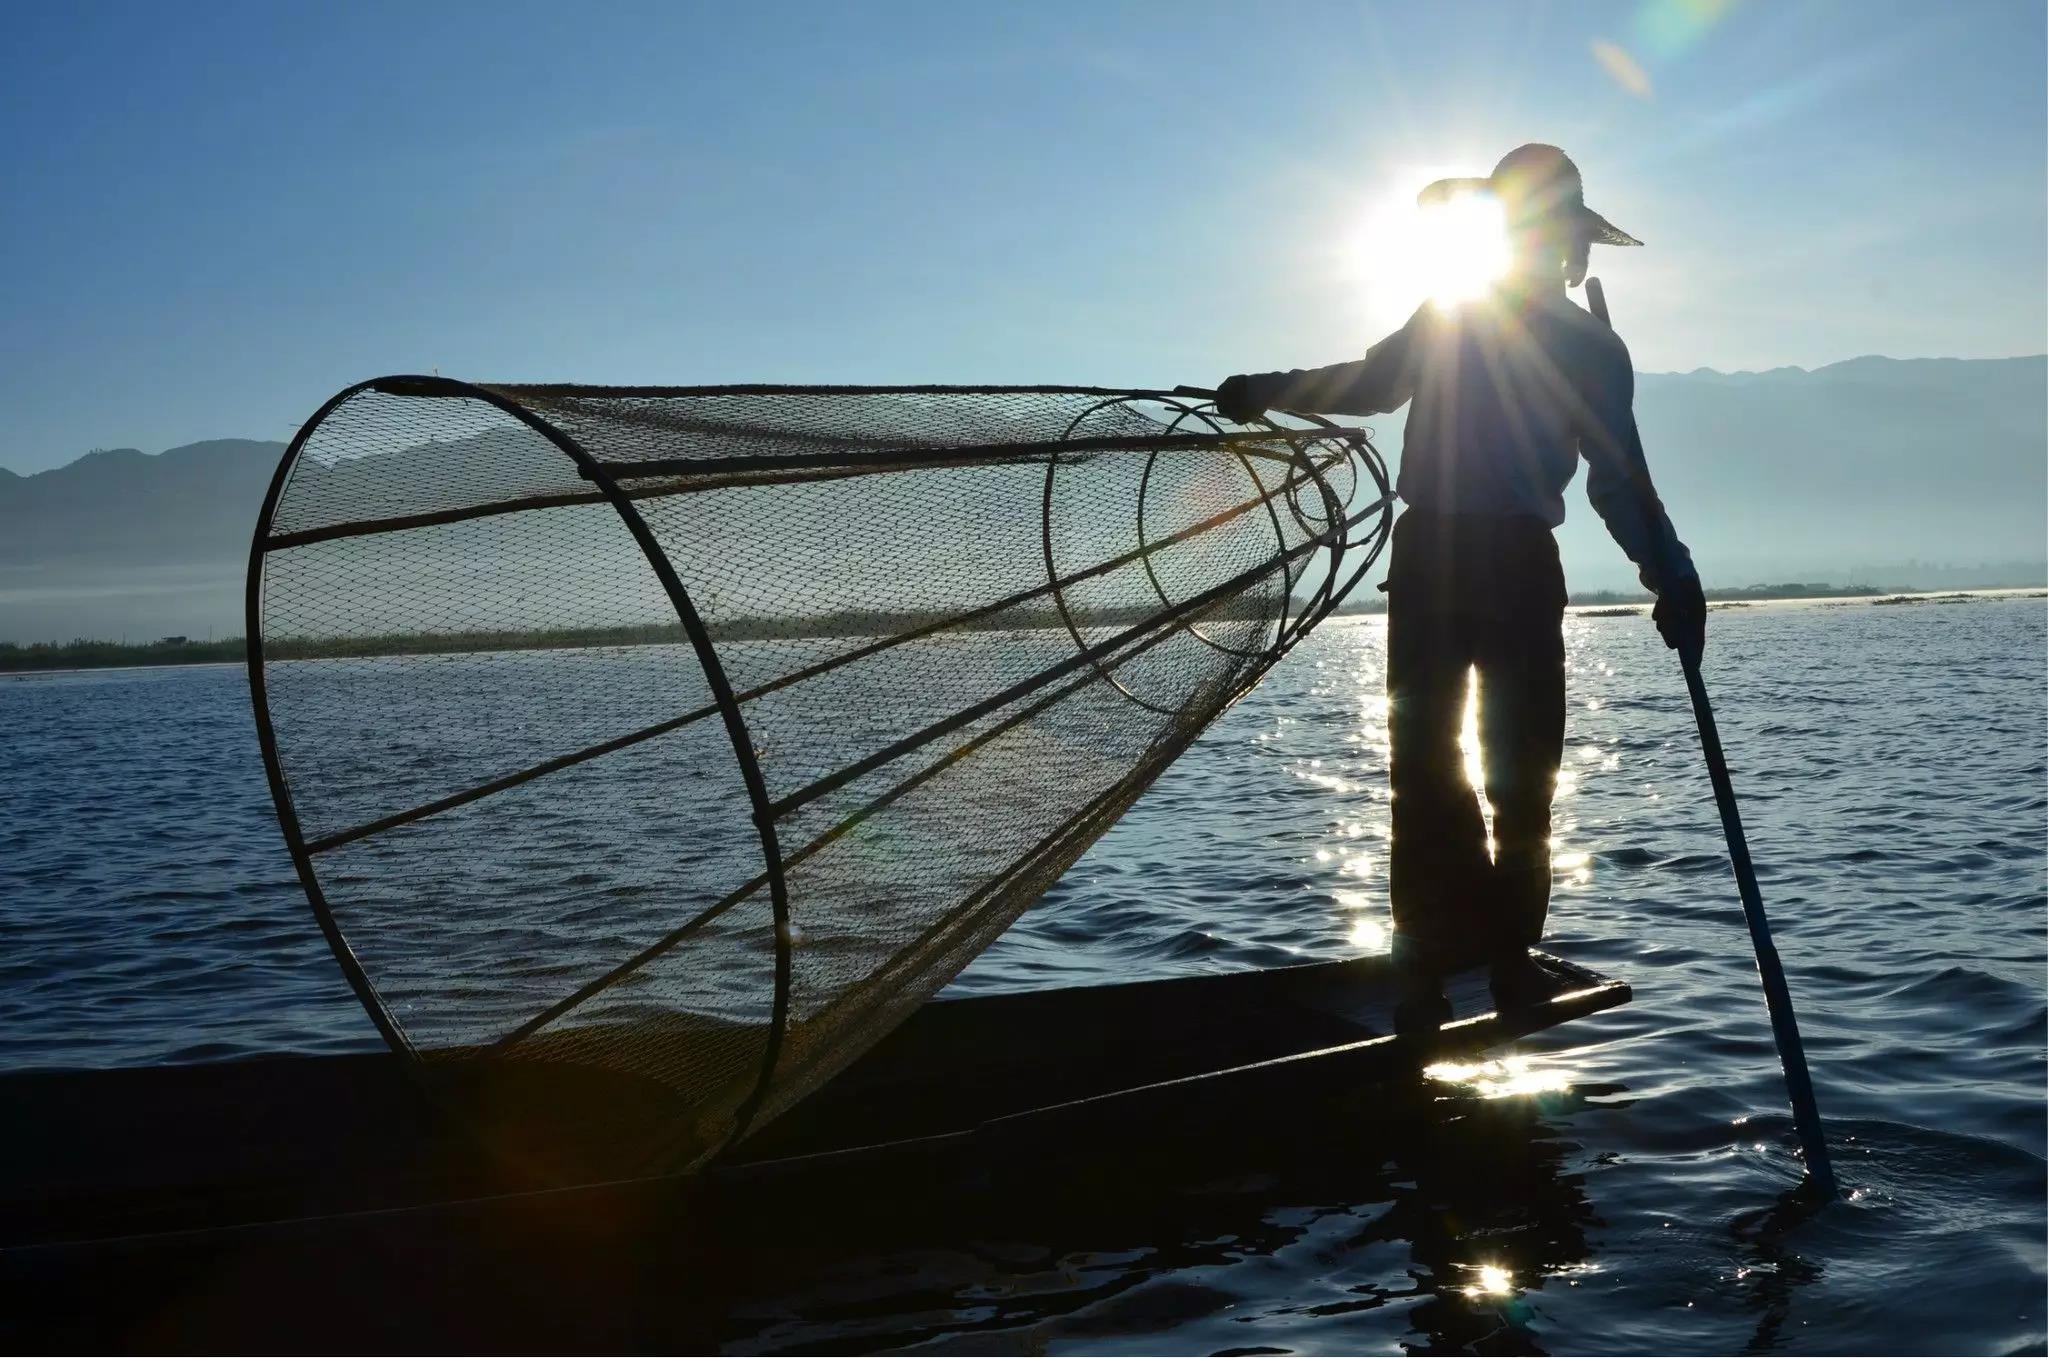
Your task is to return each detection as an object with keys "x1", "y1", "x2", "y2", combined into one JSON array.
[{"x1": 5, "y1": 950, "x2": 1625, "y2": 1246}]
